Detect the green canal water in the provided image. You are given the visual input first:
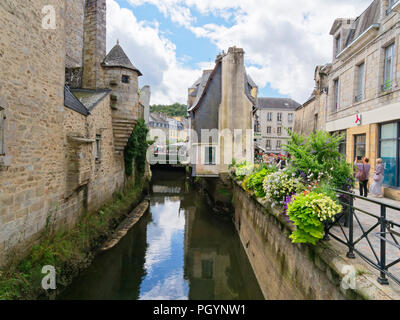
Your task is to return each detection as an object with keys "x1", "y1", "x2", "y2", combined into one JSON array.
[{"x1": 59, "y1": 168, "x2": 263, "y2": 300}]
